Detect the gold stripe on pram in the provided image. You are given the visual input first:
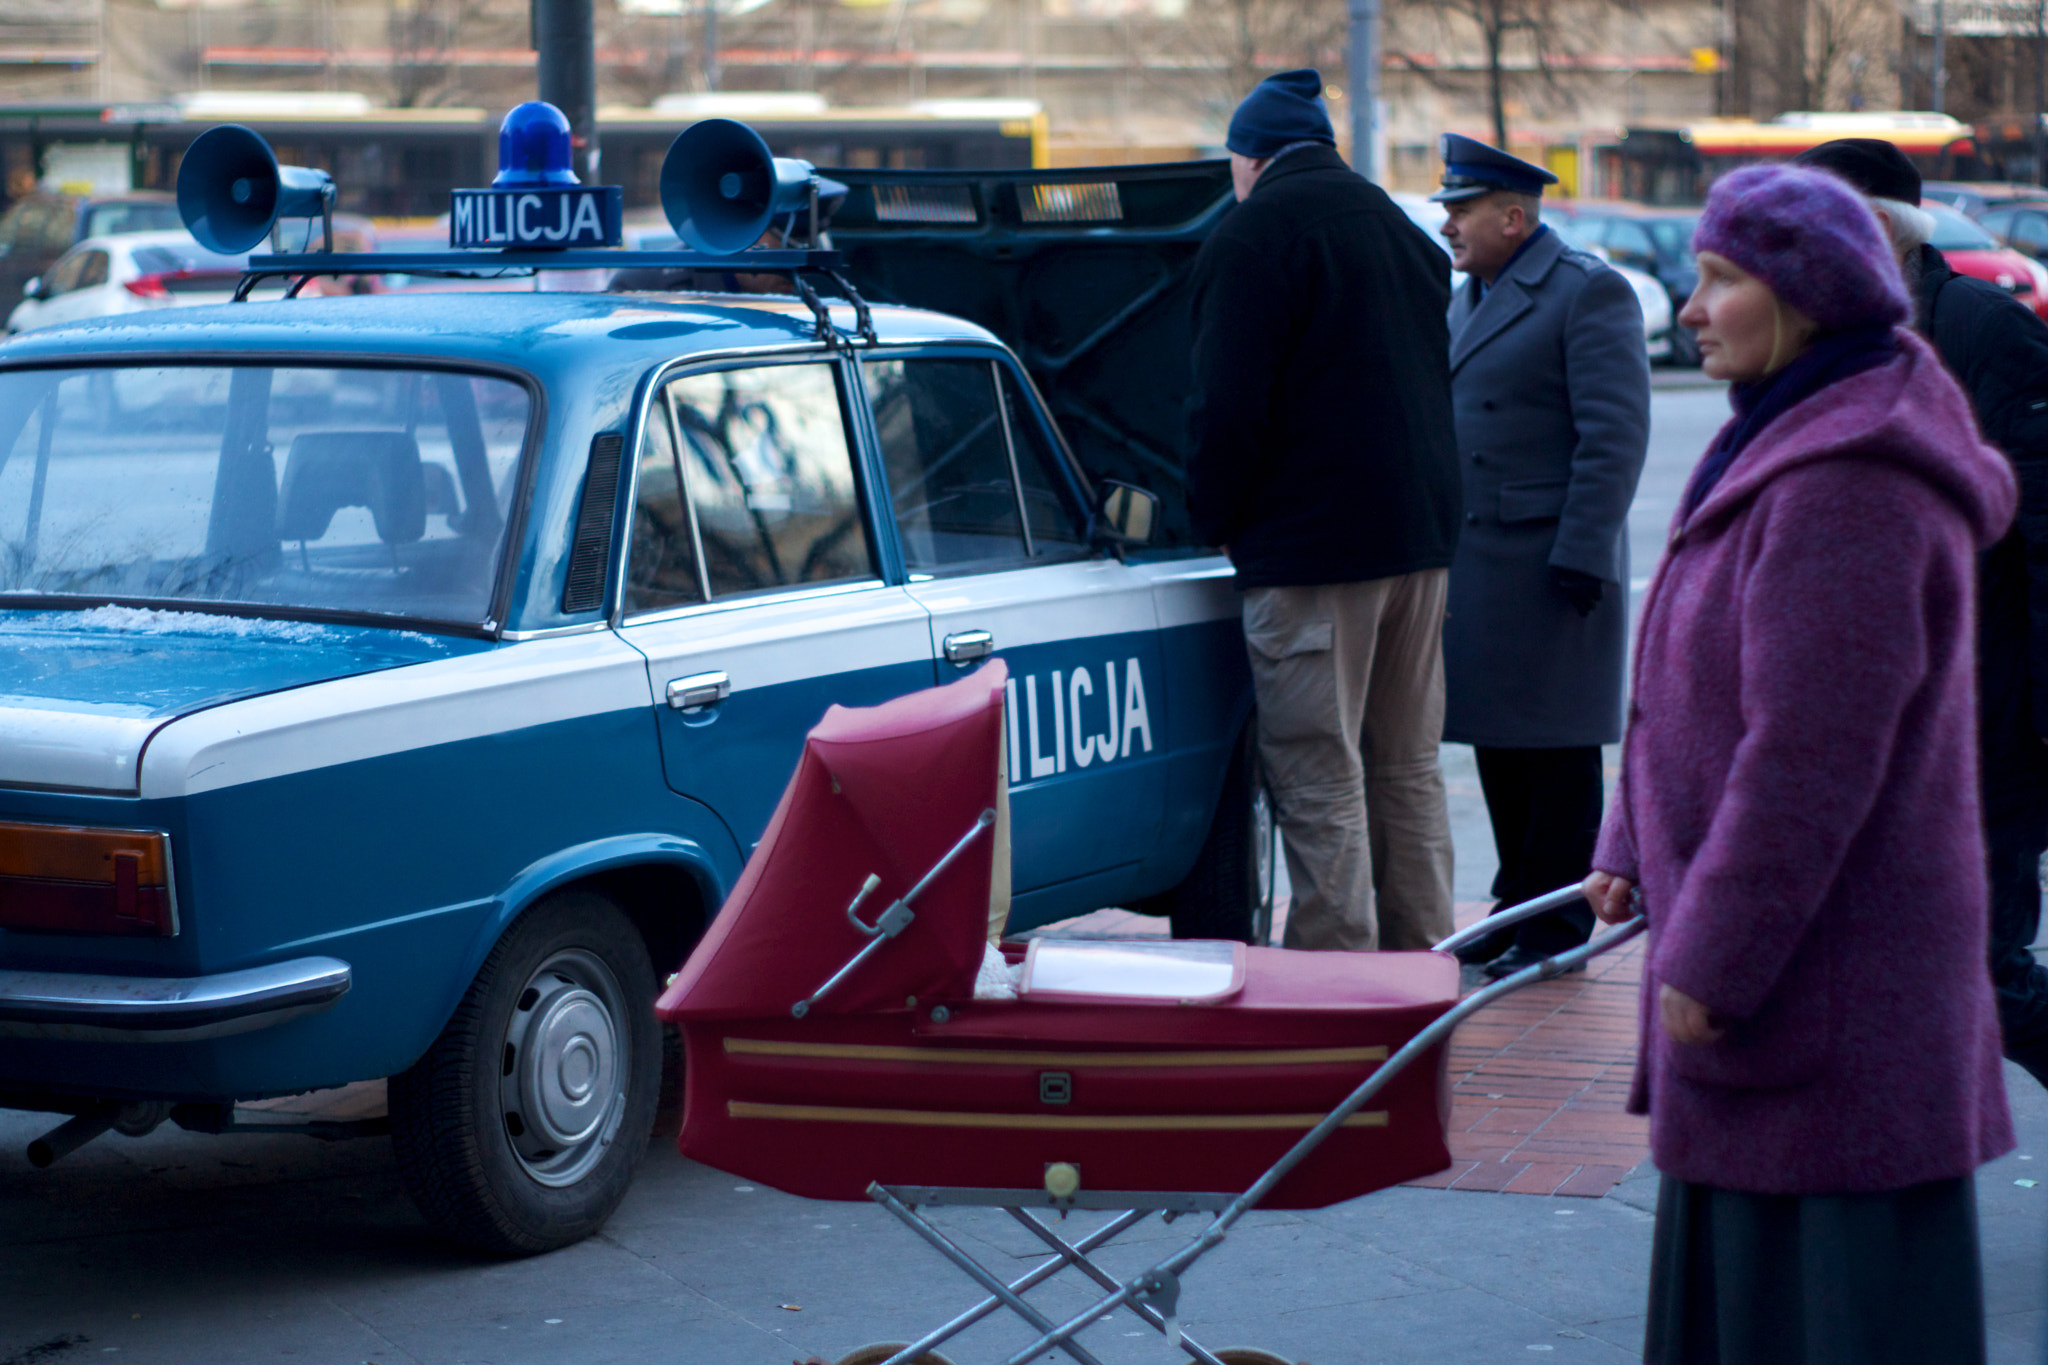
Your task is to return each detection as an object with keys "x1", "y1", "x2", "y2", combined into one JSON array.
[
  {"x1": 722, "y1": 1039, "x2": 1390, "y2": 1068},
  {"x1": 724, "y1": 1101, "x2": 1390, "y2": 1130}
]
